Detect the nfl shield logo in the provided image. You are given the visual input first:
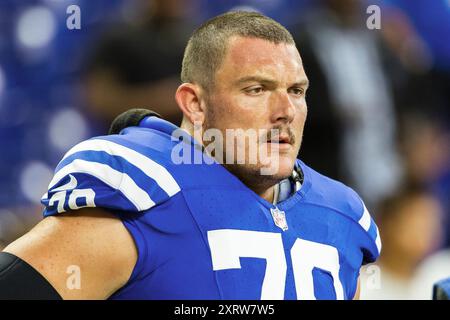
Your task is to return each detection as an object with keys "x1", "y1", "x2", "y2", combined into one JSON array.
[{"x1": 270, "y1": 207, "x2": 288, "y2": 231}]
